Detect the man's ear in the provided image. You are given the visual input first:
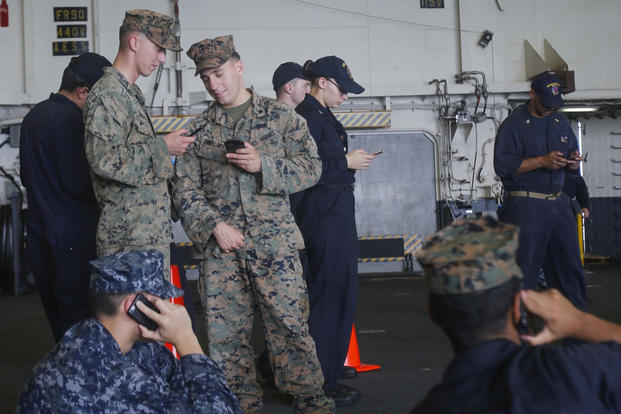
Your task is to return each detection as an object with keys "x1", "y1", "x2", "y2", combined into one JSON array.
[
  {"x1": 128, "y1": 33, "x2": 139, "y2": 52},
  {"x1": 233, "y1": 58, "x2": 244, "y2": 76},
  {"x1": 77, "y1": 86, "x2": 89, "y2": 101},
  {"x1": 123, "y1": 294, "x2": 137, "y2": 314}
]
